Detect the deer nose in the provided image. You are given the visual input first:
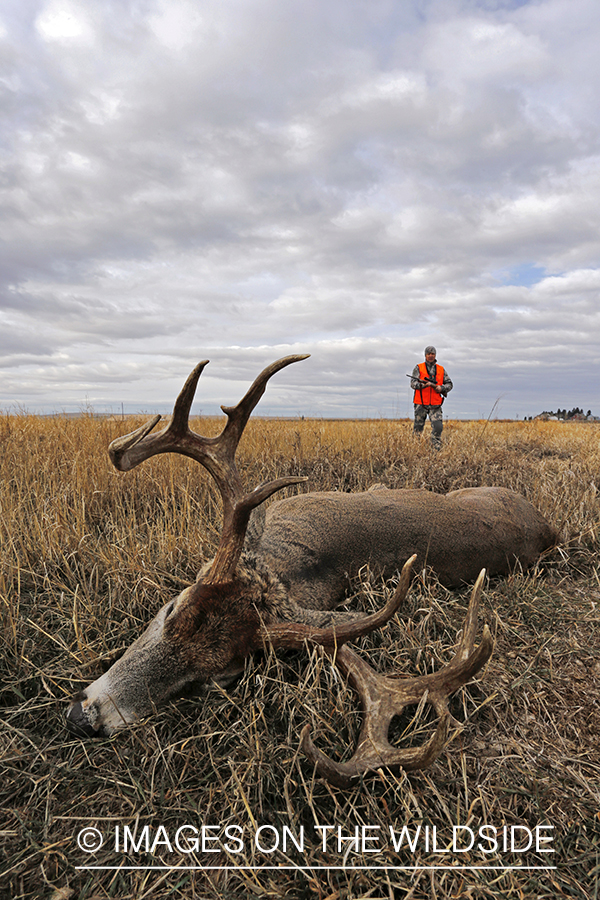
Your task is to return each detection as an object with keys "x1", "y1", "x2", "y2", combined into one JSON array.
[{"x1": 66, "y1": 701, "x2": 105, "y2": 739}]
